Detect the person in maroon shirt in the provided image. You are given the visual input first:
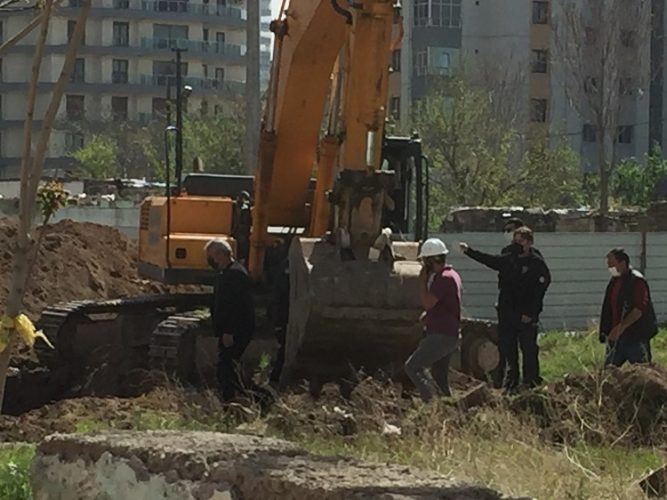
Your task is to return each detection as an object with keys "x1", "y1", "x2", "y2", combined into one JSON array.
[
  {"x1": 600, "y1": 248, "x2": 657, "y2": 367},
  {"x1": 405, "y1": 238, "x2": 462, "y2": 402}
]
